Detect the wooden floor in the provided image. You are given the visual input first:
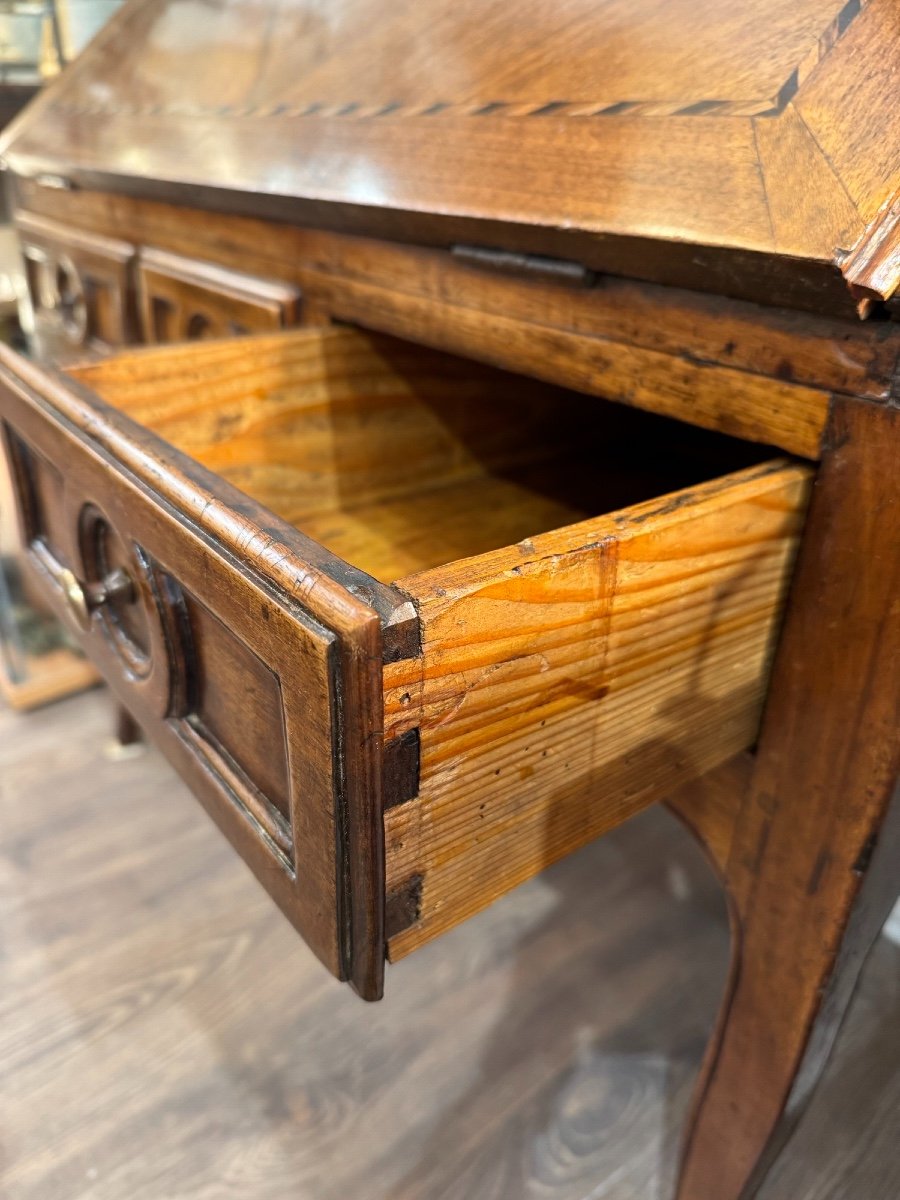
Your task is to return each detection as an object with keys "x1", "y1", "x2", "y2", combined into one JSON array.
[{"x1": 1, "y1": 689, "x2": 898, "y2": 1200}]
